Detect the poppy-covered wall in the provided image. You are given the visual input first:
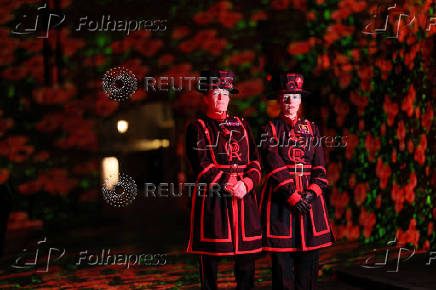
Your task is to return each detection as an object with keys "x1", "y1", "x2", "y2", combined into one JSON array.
[{"x1": 0, "y1": 0, "x2": 435, "y2": 250}]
